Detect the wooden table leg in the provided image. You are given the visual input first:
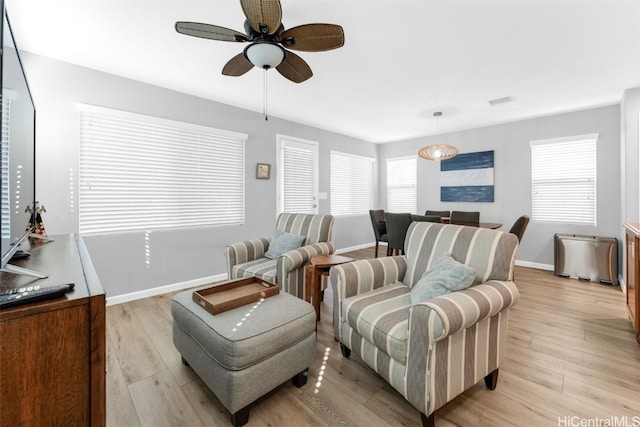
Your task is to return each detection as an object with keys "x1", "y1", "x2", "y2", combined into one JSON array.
[
  {"x1": 304, "y1": 266, "x2": 313, "y2": 304},
  {"x1": 311, "y1": 268, "x2": 321, "y2": 322}
]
